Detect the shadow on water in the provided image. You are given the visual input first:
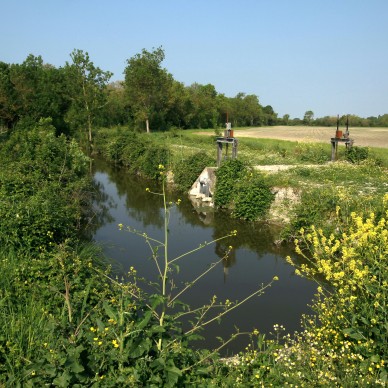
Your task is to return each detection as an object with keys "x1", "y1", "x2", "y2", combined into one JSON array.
[{"x1": 90, "y1": 157, "x2": 317, "y2": 355}]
